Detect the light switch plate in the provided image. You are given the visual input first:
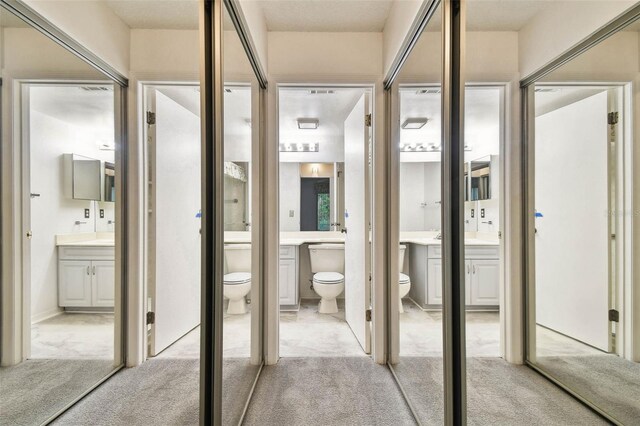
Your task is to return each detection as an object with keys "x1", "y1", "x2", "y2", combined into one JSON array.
[{"x1": 289, "y1": 210, "x2": 294, "y2": 217}]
